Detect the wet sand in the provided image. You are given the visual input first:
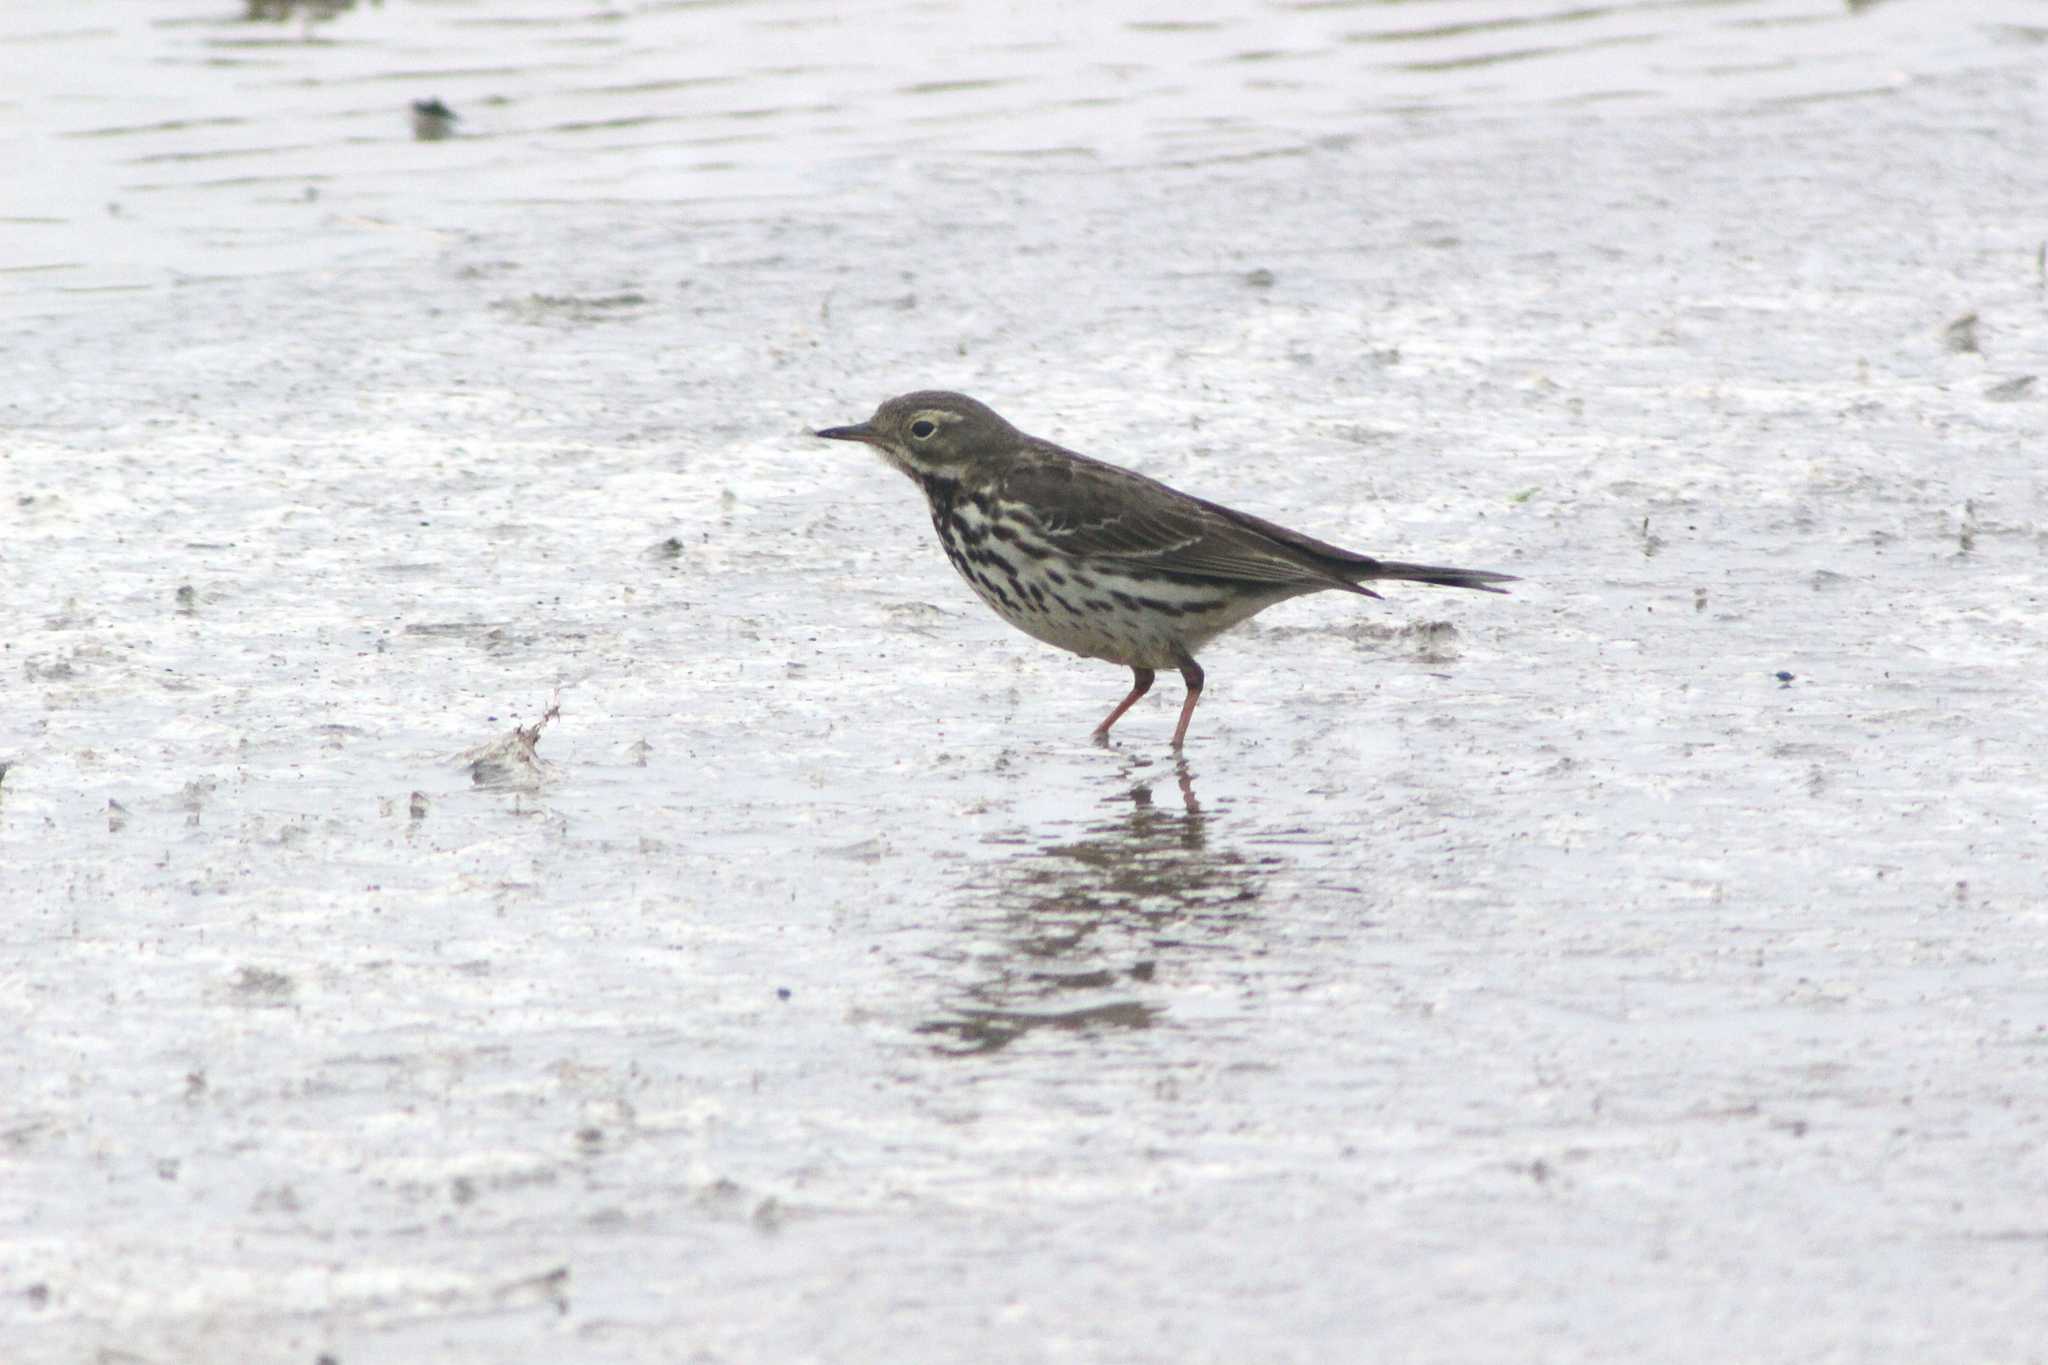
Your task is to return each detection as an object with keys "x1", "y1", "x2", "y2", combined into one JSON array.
[{"x1": 5, "y1": 3, "x2": 2047, "y2": 1361}]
